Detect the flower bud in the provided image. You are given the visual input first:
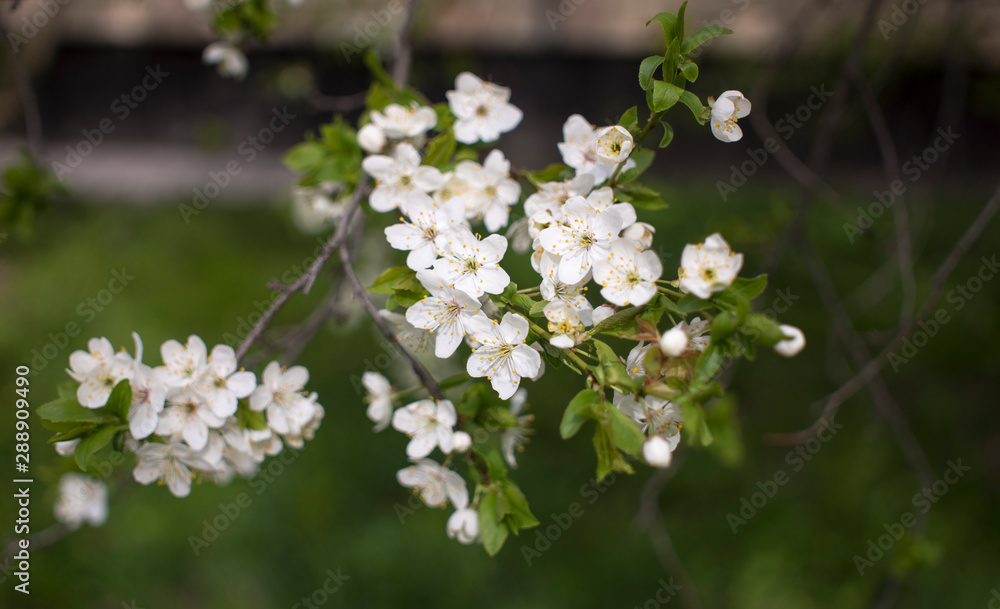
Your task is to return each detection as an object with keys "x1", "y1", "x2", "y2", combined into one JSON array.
[
  {"x1": 659, "y1": 324, "x2": 689, "y2": 357},
  {"x1": 446, "y1": 508, "x2": 480, "y2": 544},
  {"x1": 452, "y1": 431, "x2": 472, "y2": 453},
  {"x1": 357, "y1": 123, "x2": 386, "y2": 153},
  {"x1": 642, "y1": 436, "x2": 673, "y2": 468},
  {"x1": 774, "y1": 324, "x2": 805, "y2": 357}
]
